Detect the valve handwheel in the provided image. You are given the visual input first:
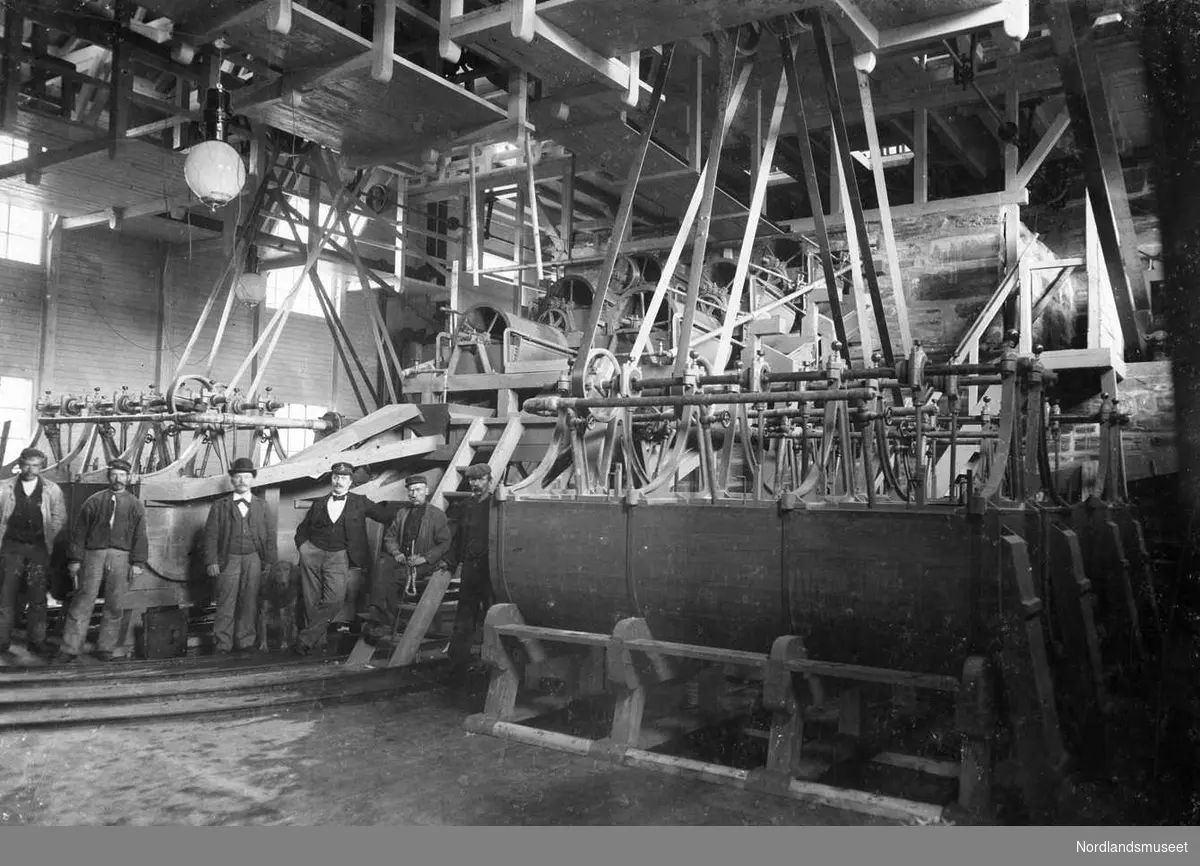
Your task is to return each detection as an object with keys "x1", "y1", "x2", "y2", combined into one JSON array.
[{"x1": 582, "y1": 348, "x2": 620, "y2": 424}]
